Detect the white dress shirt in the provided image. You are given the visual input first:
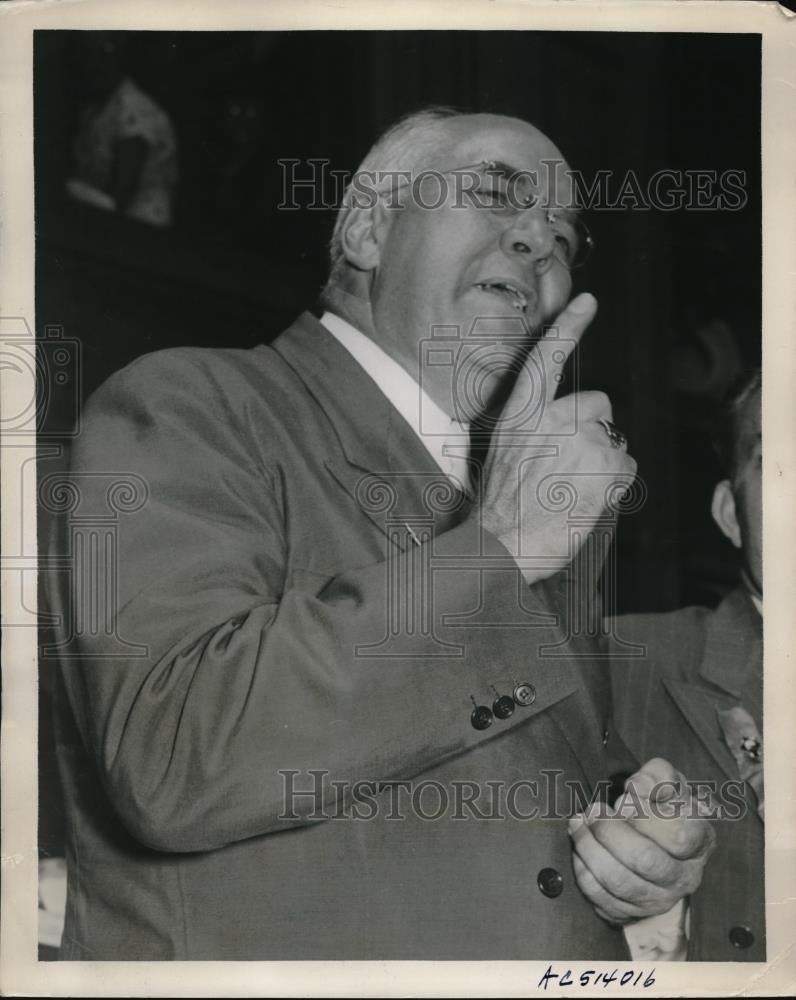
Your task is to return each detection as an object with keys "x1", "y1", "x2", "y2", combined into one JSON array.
[
  {"x1": 320, "y1": 311, "x2": 471, "y2": 493},
  {"x1": 320, "y1": 310, "x2": 687, "y2": 960}
]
